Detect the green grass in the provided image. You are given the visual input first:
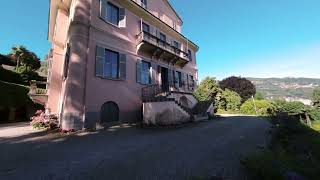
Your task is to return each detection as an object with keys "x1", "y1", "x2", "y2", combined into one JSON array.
[
  {"x1": 0, "y1": 80, "x2": 33, "y2": 107},
  {"x1": 312, "y1": 121, "x2": 320, "y2": 131},
  {"x1": 242, "y1": 117, "x2": 320, "y2": 180}
]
